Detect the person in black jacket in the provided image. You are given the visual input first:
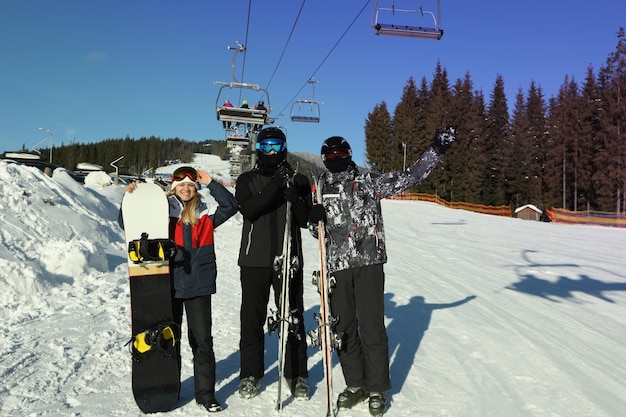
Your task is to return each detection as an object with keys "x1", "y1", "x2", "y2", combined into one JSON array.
[{"x1": 235, "y1": 127, "x2": 312, "y2": 400}]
